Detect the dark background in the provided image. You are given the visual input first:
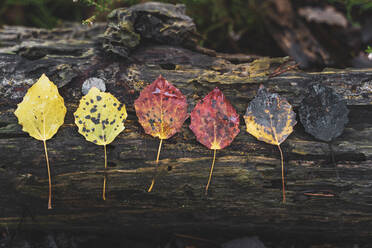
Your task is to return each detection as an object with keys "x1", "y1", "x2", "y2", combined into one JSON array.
[{"x1": 1, "y1": 0, "x2": 372, "y2": 67}]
